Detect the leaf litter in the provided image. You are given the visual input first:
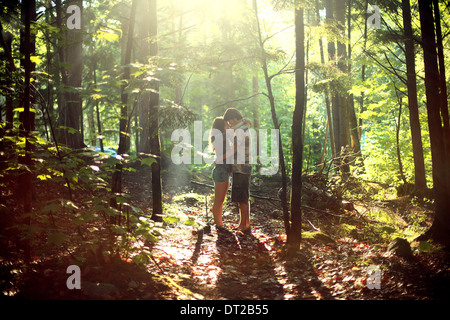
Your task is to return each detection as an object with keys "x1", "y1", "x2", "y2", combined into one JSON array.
[
  {"x1": 4, "y1": 169, "x2": 450, "y2": 300},
  {"x1": 144, "y1": 172, "x2": 450, "y2": 300}
]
